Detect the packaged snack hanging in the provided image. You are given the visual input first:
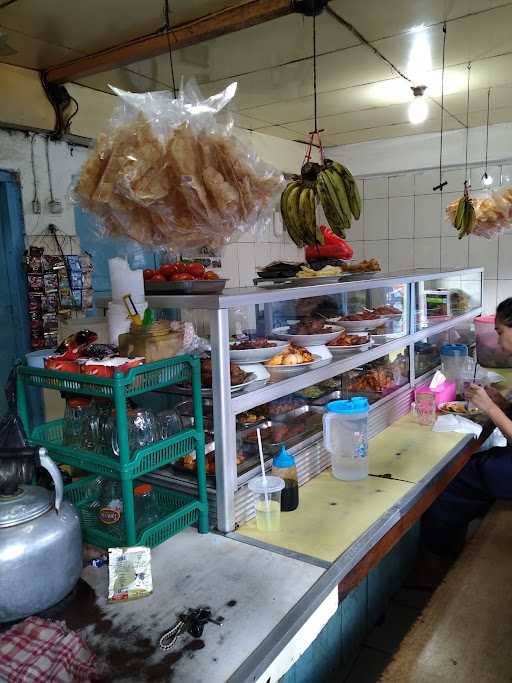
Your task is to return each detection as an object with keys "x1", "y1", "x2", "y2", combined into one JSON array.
[{"x1": 73, "y1": 80, "x2": 284, "y2": 251}]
